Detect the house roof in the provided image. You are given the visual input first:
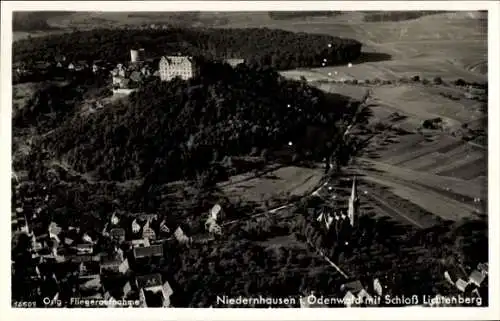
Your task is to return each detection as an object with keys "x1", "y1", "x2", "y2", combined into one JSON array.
[
  {"x1": 131, "y1": 238, "x2": 150, "y2": 247},
  {"x1": 224, "y1": 58, "x2": 245, "y2": 67},
  {"x1": 163, "y1": 281, "x2": 173, "y2": 297},
  {"x1": 136, "y1": 273, "x2": 163, "y2": 289},
  {"x1": 341, "y1": 280, "x2": 364, "y2": 294},
  {"x1": 343, "y1": 291, "x2": 356, "y2": 305},
  {"x1": 133, "y1": 244, "x2": 163, "y2": 258},
  {"x1": 469, "y1": 270, "x2": 486, "y2": 286},
  {"x1": 101, "y1": 255, "x2": 121, "y2": 266},
  {"x1": 477, "y1": 263, "x2": 488, "y2": 273},
  {"x1": 456, "y1": 278, "x2": 468, "y2": 291},
  {"x1": 160, "y1": 56, "x2": 194, "y2": 65},
  {"x1": 68, "y1": 255, "x2": 97, "y2": 263},
  {"x1": 76, "y1": 243, "x2": 93, "y2": 249},
  {"x1": 110, "y1": 228, "x2": 126, "y2": 237}
]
